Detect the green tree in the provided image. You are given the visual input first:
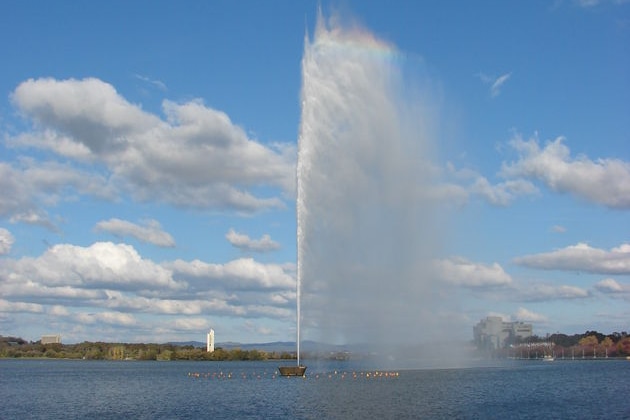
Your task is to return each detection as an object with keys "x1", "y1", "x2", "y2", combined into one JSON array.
[{"x1": 108, "y1": 345, "x2": 126, "y2": 360}]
